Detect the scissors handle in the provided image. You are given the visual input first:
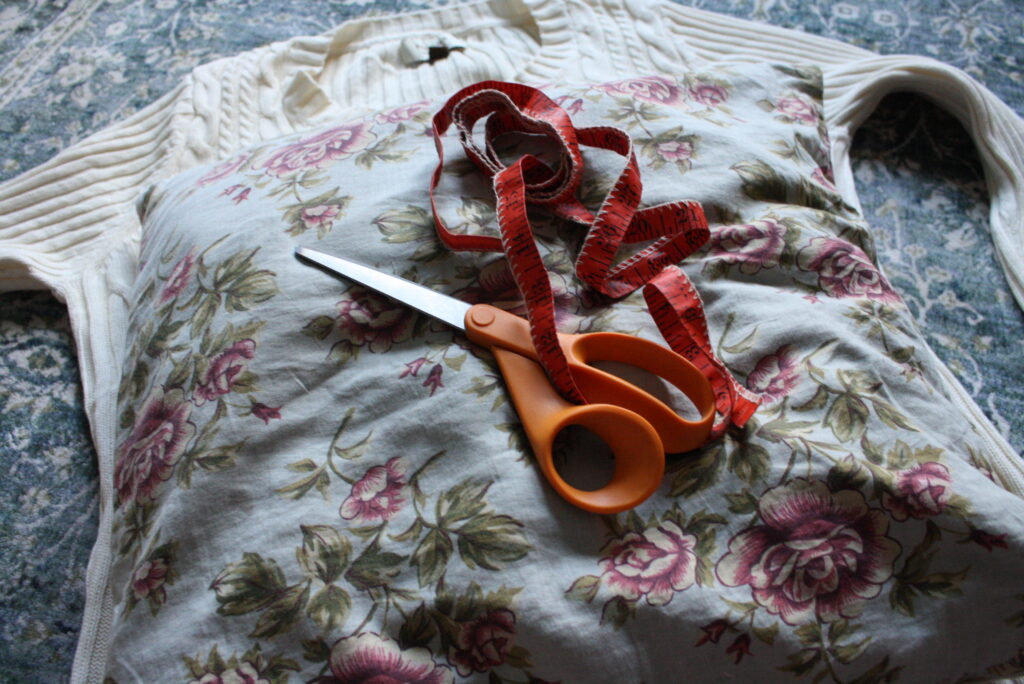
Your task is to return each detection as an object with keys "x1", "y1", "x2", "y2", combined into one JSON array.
[
  {"x1": 465, "y1": 304, "x2": 715, "y2": 512},
  {"x1": 564, "y1": 332, "x2": 715, "y2": 453},
  {"x1": 465, "y1": 305, "x2": 715, "y2": 451},
  {"x1": 489, "y1": 346, "x2": 665, "y2": 513}
]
